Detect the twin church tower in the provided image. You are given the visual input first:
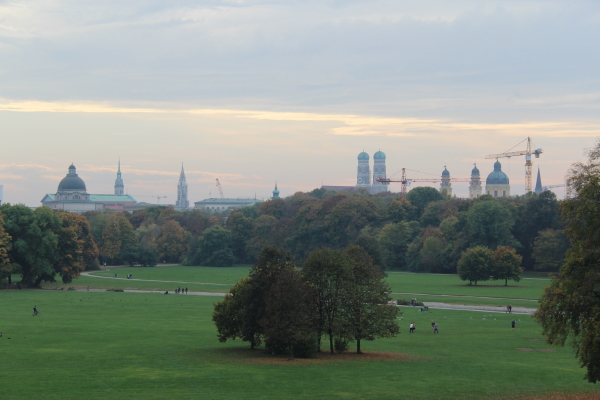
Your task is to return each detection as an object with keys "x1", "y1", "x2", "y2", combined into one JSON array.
[{"x1": 356, "y1": 151, "x2": 389, "y2": 194}]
